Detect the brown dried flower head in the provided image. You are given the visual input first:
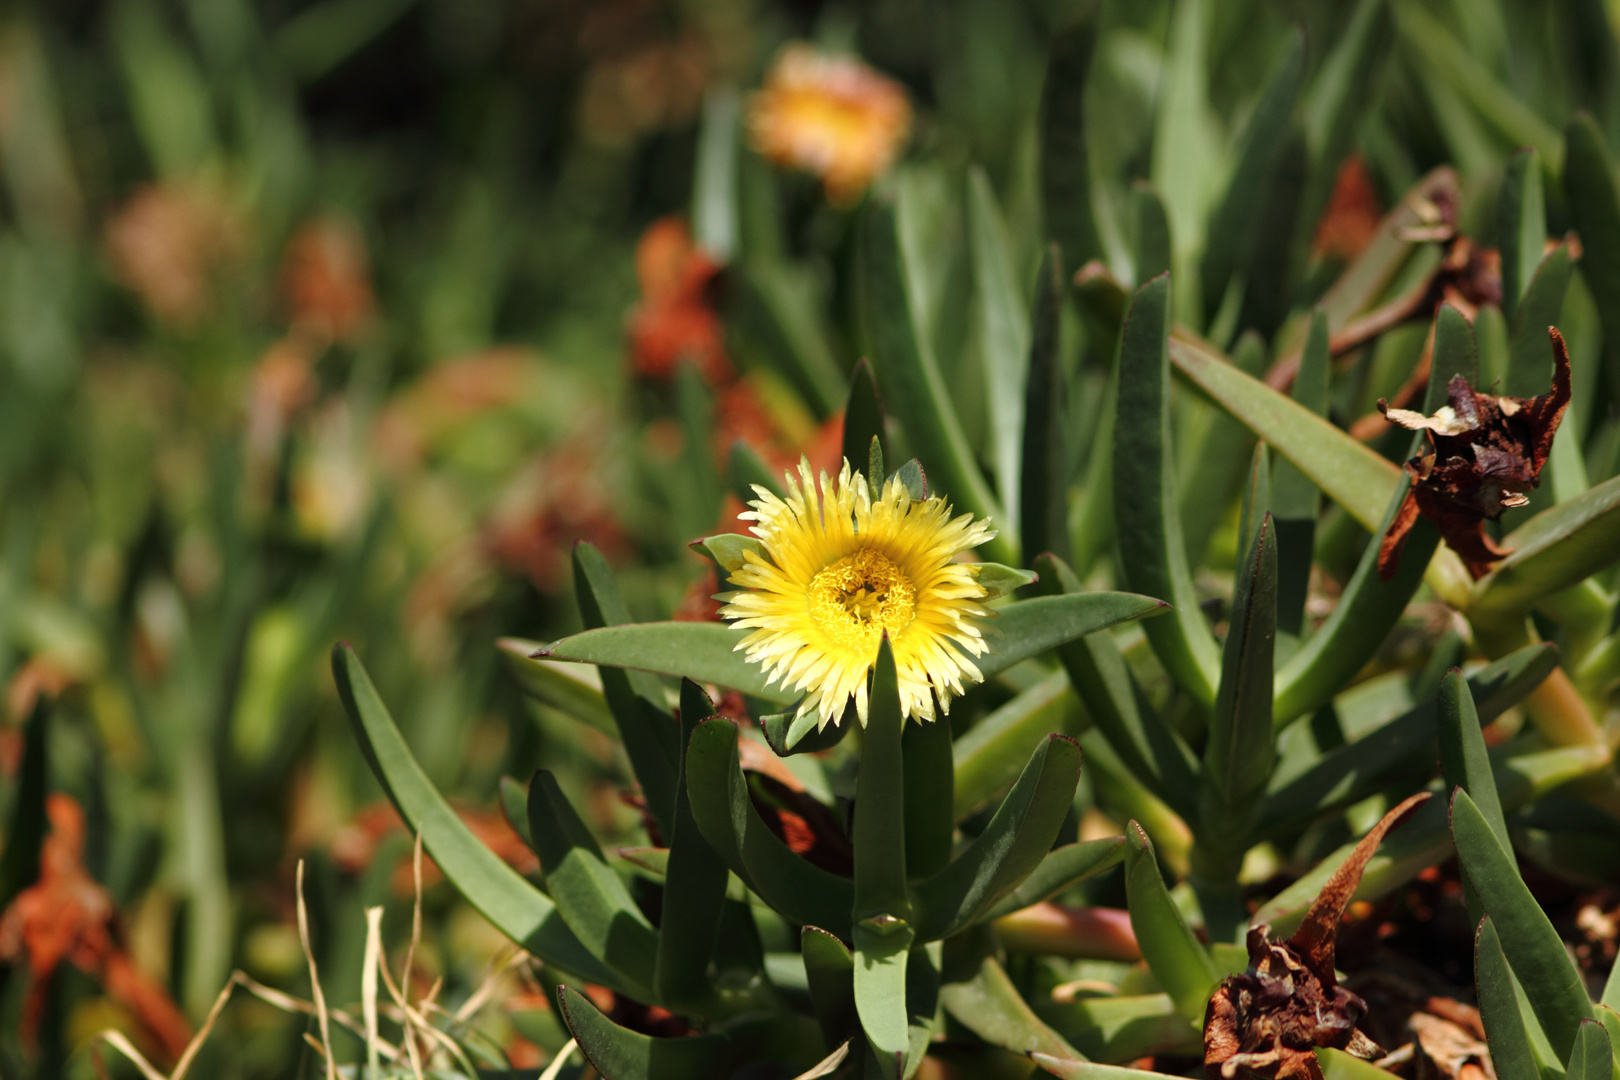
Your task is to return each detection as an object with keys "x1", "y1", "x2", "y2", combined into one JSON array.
[
  {"x1": 1204, "y1": 793, "x2": 1431, "y2": 1080},
  {"x1": 747, "y1": 44, "x2": 911, "y2": 205},
  {"x1": 1376, "y1": 327, "x2": 1571, "y2": 580}
]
